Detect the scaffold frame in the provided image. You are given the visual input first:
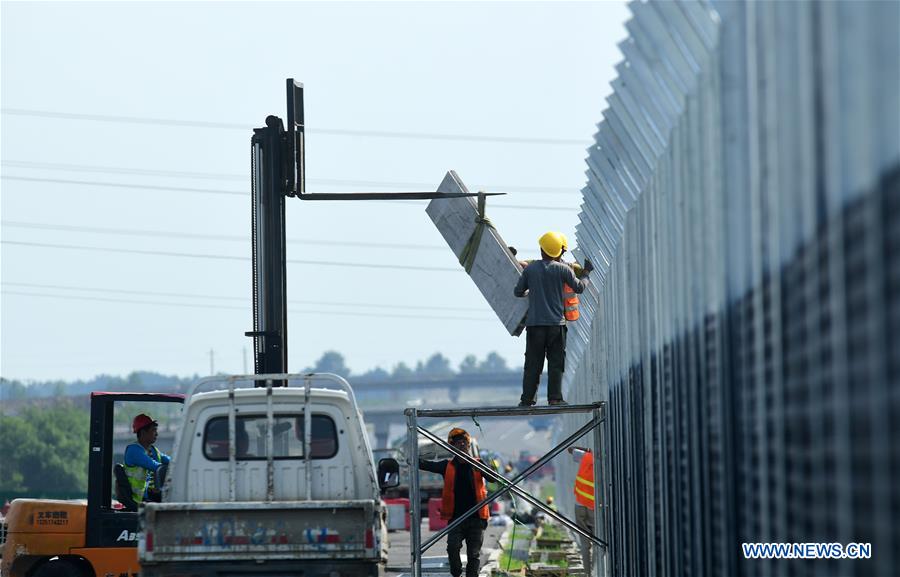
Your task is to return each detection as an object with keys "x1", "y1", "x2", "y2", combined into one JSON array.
[{"x1": 405, "y1": 402, "x2": 609, "y2": 577}]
